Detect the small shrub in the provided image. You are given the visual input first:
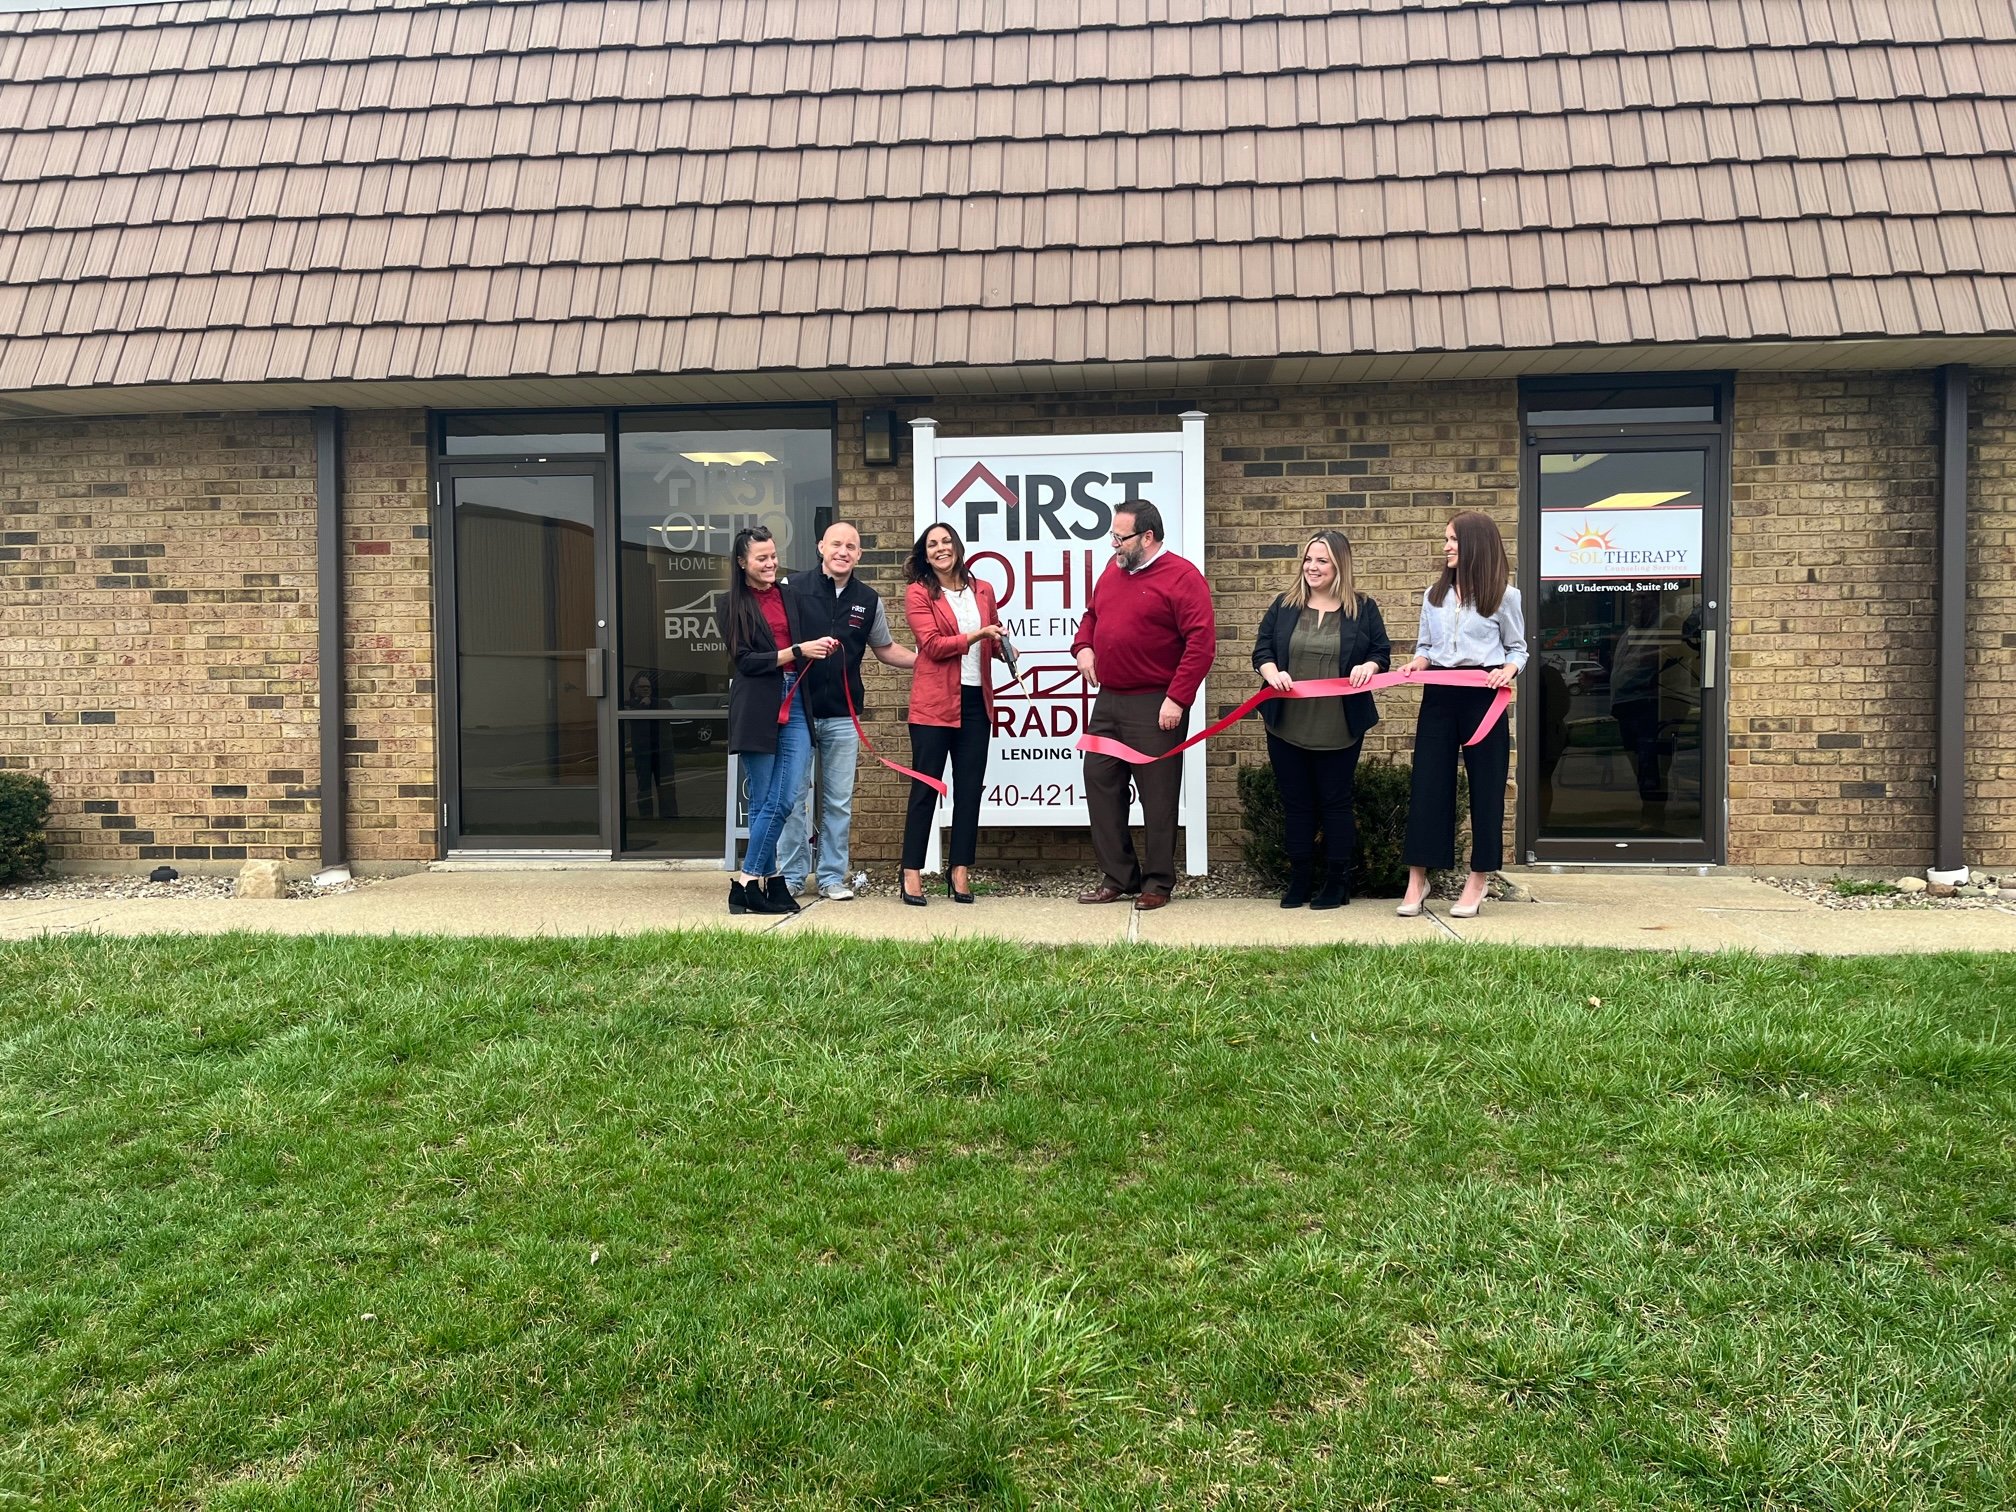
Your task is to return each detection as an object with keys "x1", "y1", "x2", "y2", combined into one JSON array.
[
  {"x1": 1238, "y1": 755, "x2": 1467, "y2": 898},
  {"x1": 0, "y1": 770, "x2": 52, "y2": 884}
]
